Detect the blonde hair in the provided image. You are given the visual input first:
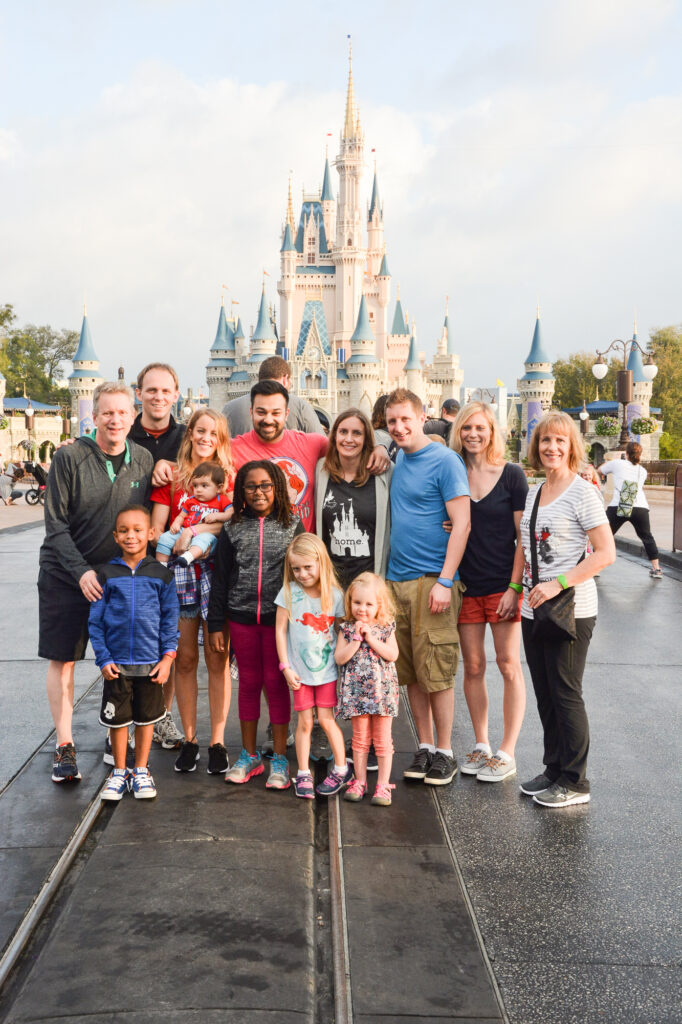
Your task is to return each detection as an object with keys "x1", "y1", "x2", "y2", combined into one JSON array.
[
  {"x1": 92, "y1": 382, "x2": 135, "y2": 416},
  {"x1": 527, "y1": 411, "x2": 585, "y2": 473},
  {"x1": 450, "y1": 401, "x2": 505, "y2": 465},
  {"x1": 175, "y1": 408, "x2": 233, "y2": 489},
  {"x1": 344, "y1": 572, "x2": 395, "y2": 626},
  {"x1": 282, "y1": 533, "x2": 339, "y2": 619}
]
